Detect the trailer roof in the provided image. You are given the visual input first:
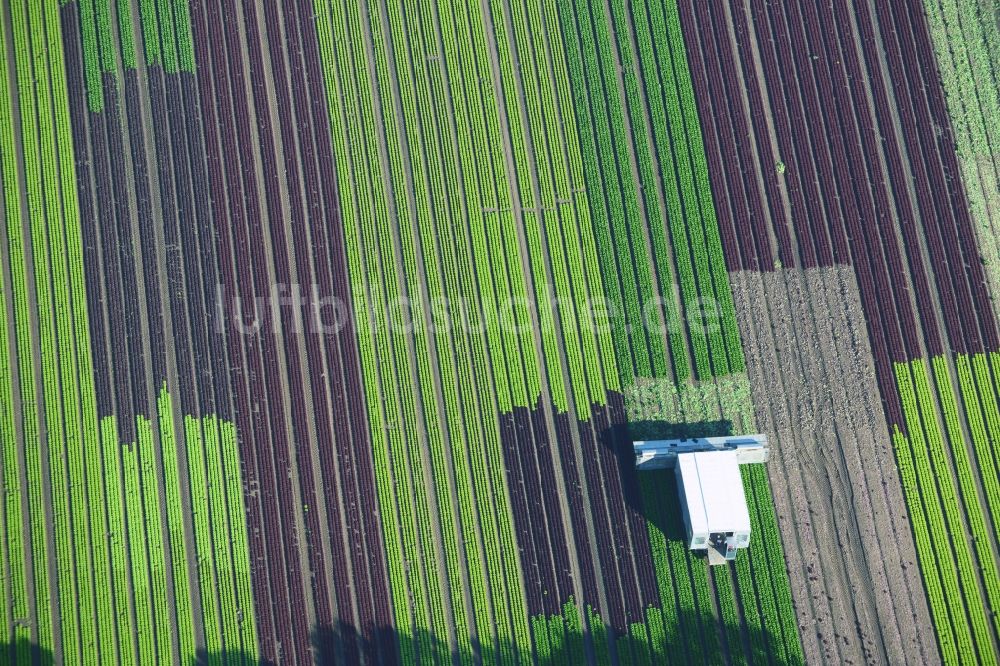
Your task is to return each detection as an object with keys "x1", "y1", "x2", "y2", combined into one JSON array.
[{"x1": 677, "y1": 450, "x2": 751, "y2": 534}]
